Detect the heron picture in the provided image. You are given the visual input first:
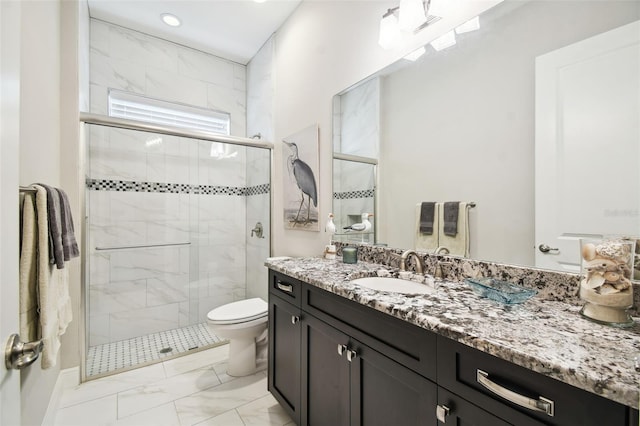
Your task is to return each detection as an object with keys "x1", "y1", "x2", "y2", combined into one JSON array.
[{"x1": 283, "y1": 124, "x2": 320, "y2": 231}]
